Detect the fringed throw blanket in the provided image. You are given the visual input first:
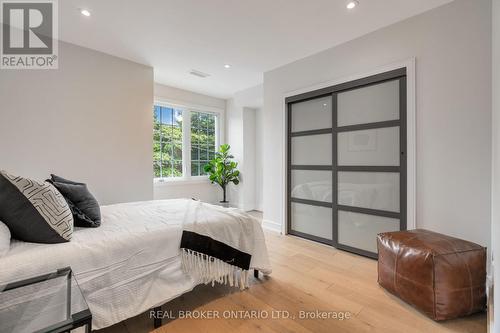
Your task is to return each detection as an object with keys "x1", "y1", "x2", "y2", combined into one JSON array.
[{"x1": 180, "y1": 200, "x2": 270, "y2": 289}]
